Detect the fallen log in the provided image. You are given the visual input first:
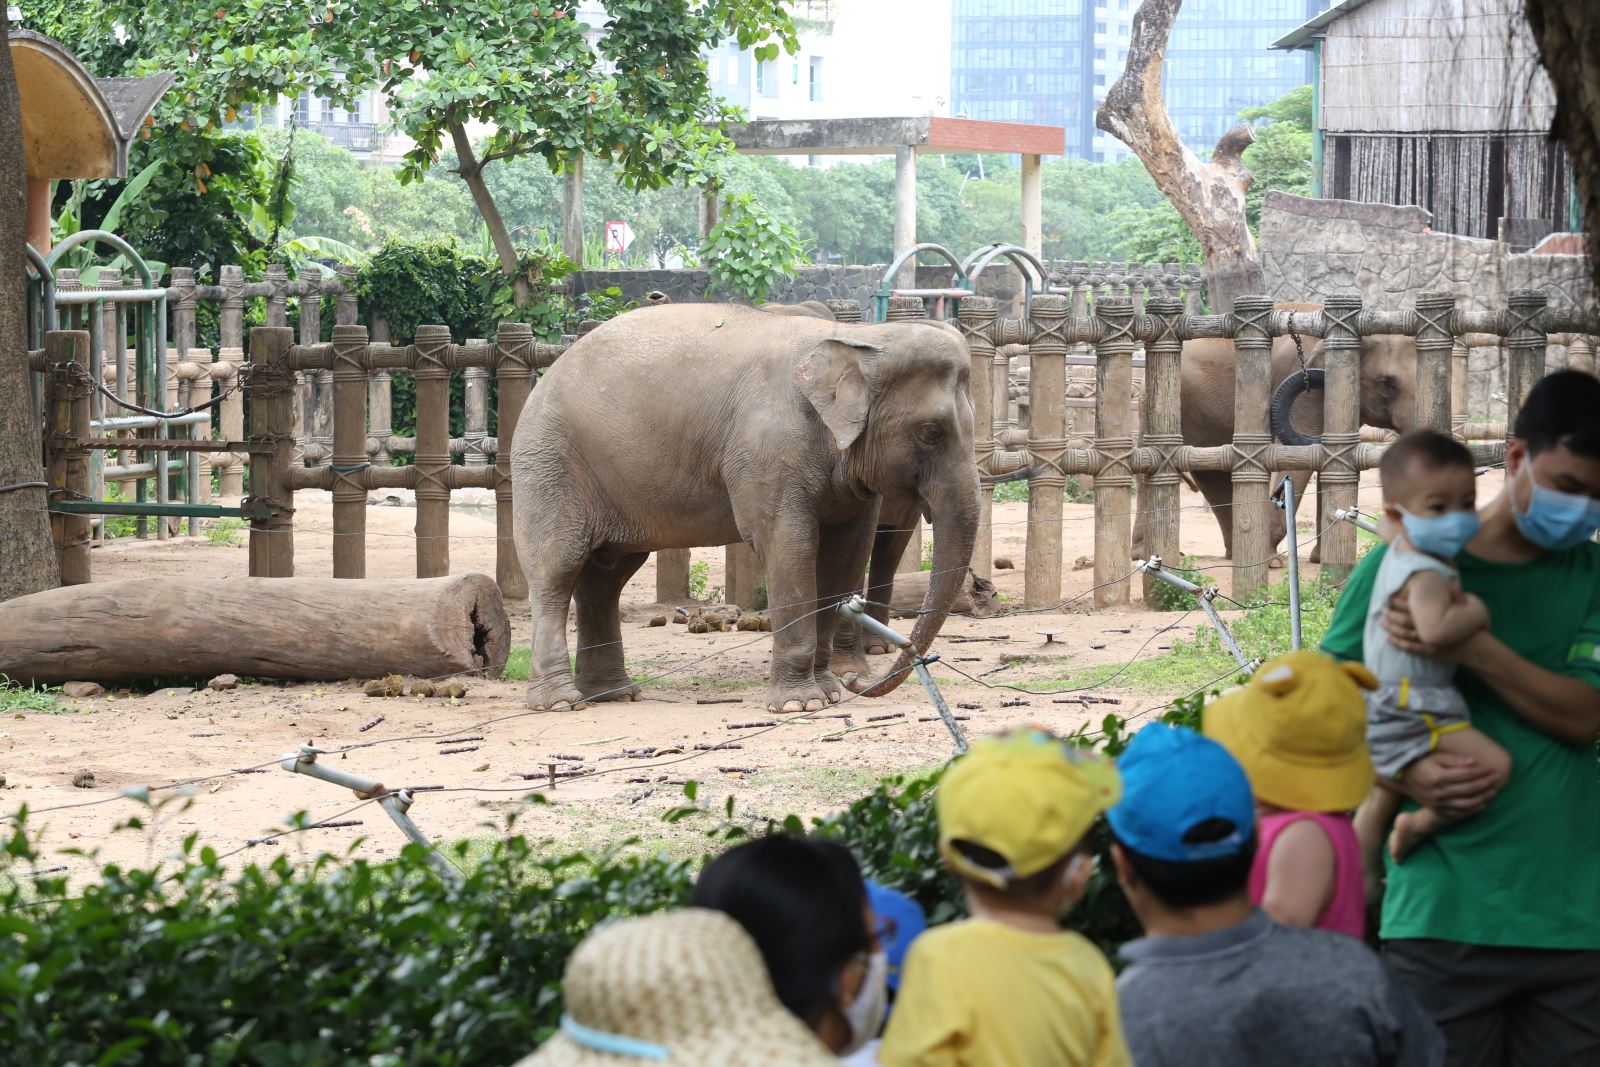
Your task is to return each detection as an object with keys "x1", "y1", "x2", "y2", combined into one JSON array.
[
  {"x1": 887, "y1": 570, "x2": 1003, "y2": 620},
  {"x1": 0, "y1": 575, "x2": 510, "y2": 685}
]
